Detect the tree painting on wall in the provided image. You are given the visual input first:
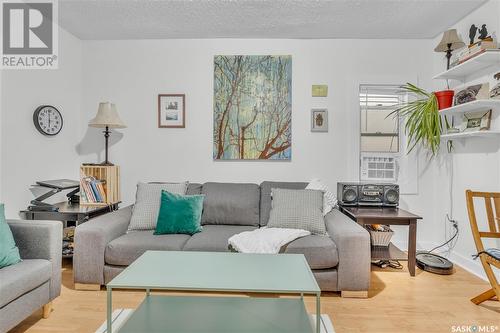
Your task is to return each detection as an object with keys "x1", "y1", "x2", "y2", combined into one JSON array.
[{"x1": 213, "y1": 55, "x2": 292, "y2": 160}]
